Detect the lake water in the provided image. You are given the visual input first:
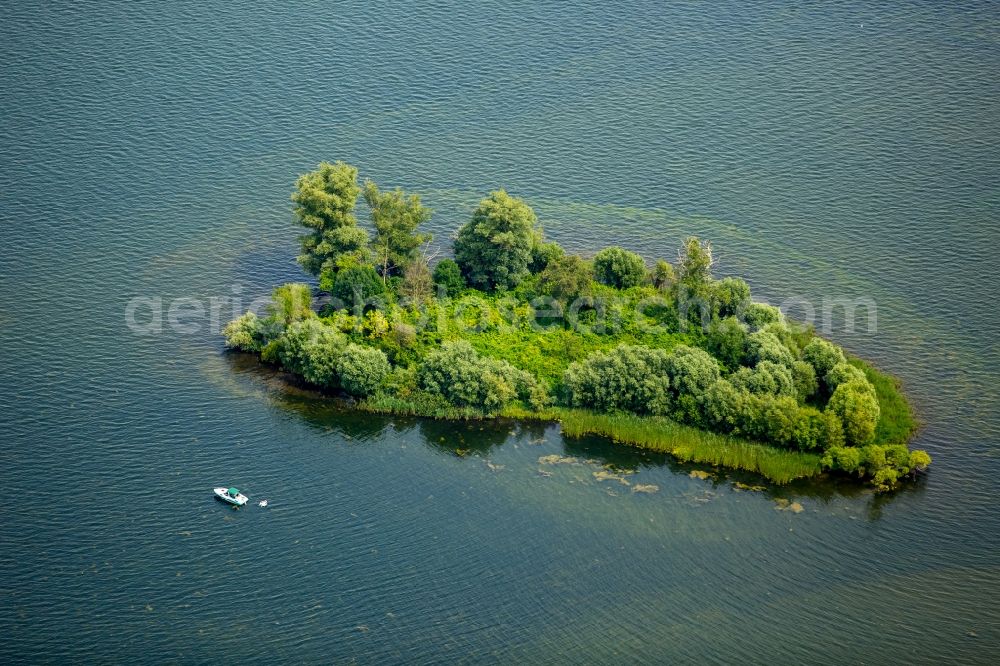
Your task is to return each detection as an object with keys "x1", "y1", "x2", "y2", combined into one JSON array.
[{"x1": 2, "y1": 1, "x2": 999, "y2": 663}]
